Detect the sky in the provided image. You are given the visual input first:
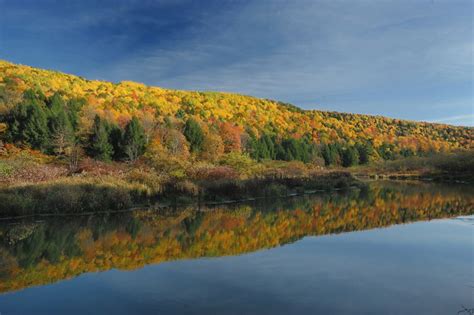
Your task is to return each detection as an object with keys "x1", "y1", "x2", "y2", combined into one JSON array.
[{"x1": 0, "y1": 0, "x2": 472, "y2": 126}]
